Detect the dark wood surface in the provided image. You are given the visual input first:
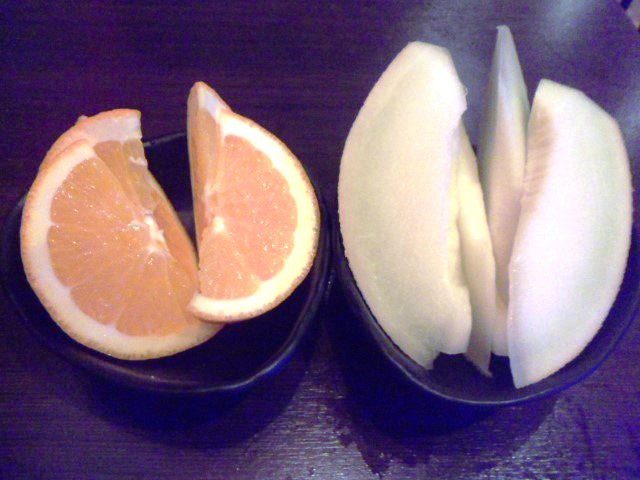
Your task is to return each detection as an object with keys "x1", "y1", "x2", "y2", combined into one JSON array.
[{"x1": 2, "y1": 1, "x2": 640, "y2": 479}]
